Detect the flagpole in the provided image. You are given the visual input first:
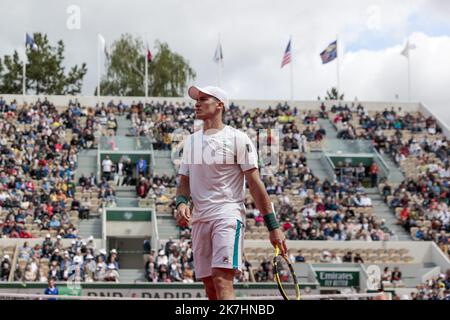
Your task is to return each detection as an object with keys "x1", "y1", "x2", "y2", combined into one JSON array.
[
  {"x1": 290, "y1": 35, "x2": 293, "y2": 102},
  {"x1": 407, "y1": 41, "x2": 411, "y2": 102},
  {"x1": 145, "y1": 34, "x2": 148, "y2": 104},
  {"x1": 336, "y1": 33, "x2": 340, "y2": 101},
  {"x1": 97, "y1": 34, "x2": 101, "y2": 98},
  {"x1": 407, "y1": 54, "x2": 411, "y2": 101},
  {"x1": 23, "y1": 32, "x2": 26, "y2": 97},
  {"x1": 217, "y1": 33, "x2": 222, "y2": 87}
]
